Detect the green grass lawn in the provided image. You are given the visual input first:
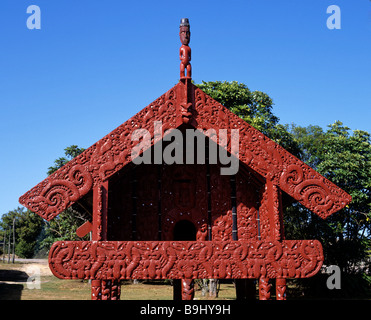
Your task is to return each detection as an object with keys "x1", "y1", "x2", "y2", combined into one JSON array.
[
  {"x1": 5, "y1": 261, "x2": 367, "y2": 300},
  {"x1": 0, "y1": 262, "x2": 237, "y2": 300}
]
